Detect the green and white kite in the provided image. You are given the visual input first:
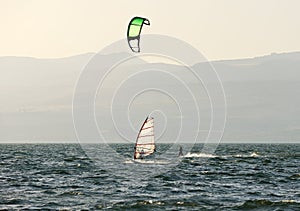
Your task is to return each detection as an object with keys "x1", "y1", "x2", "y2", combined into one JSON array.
[{"x1": 127, "y1": 17, "x2": 150, "y2": 53}]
